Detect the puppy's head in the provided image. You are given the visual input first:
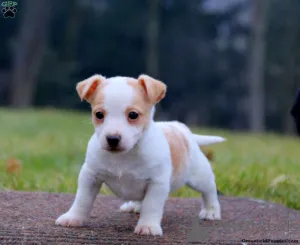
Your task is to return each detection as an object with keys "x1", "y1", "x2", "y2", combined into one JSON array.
[{"x1": 76, "y1": 74, "x2": 166, "y2": 153}]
